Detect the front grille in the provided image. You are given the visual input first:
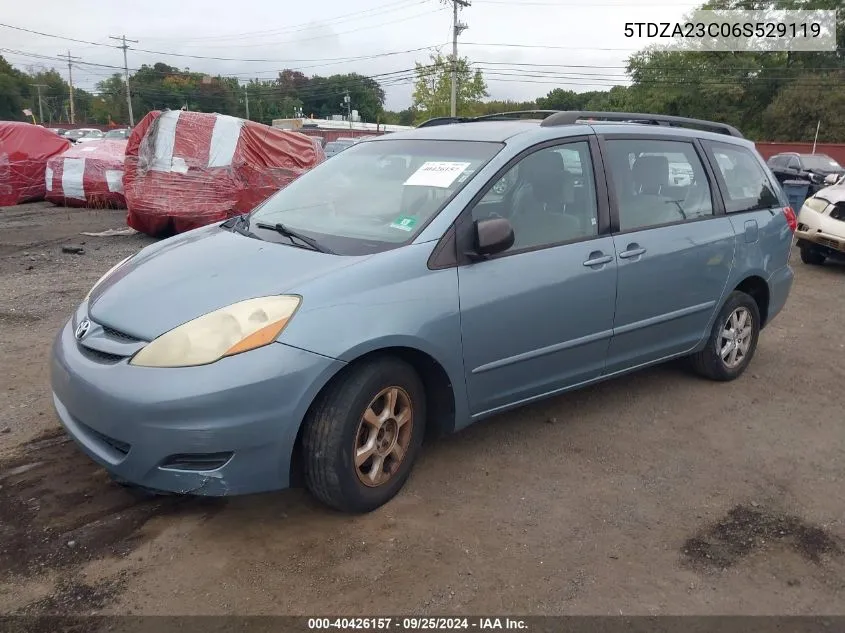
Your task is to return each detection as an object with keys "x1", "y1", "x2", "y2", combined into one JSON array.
[
  {"x1": 161, "y1": 452, "x2": 233, "y2": 472},
  {"x1": 80, "y1": 422, "x2": 131, "y2": 455},
  {"x1": 78, "y1": 344, "x2": 125, "y2": 364},
  {"x1": 101, "y1": 326, "x2": 140, "y2": 342}
]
